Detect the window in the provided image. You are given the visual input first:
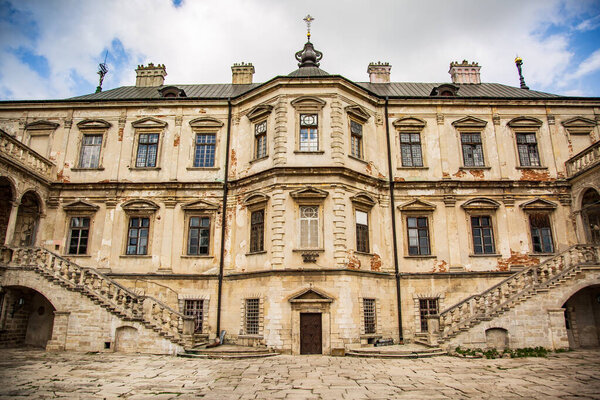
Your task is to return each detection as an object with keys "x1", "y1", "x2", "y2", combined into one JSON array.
[
  {"x1": 67, "y1": 217, "x2": 90, "y2": 255},
  {"x1": 79, "y1": 135, "x2": 103, "y2": 168},
  {"x1": 461, "y1": 133, "x2": 484, "y2": 167},
  {"x1": 245, "y1": 298, "x2": 260, "y2": 335},
  {"x1": 400, "y1": 133, "x2": 423, "y2": 167},
  {"x1": 356, "y1": 210, "x2": 369, "y2": 253},
  {"x1": 471, "y1": 216, "x2": 495, "y2": 254},
  {"x1": 350, "y1": 120, "x2": 363, "y2": 159},
  {"x1": 419, "y1": 298, "x2": 439, "y2": 332},
  {"x1": 194, "y1": 133, "x2": 216, "y2": 167},
  {"x1": 299, "y1": 114, "x2": 318, "y2": 152},
  {"x1": 407, "y1": 217, "x2": 430, "y2": 256},
  {"x1": 363, "y1": 298, "x2": 376, "y2": 334},
  {"x1": 300, "y1": 205, "x2": 319, "y2": 248},
  {"x1": 250, "y1": 210, "x2": 264, "y2": 253},
  {"x1": 516, "y1": 133, "x2": 540, "y2": 167},
  {"x1": 183, "y1": 299, "x2": 204, "y2": 333},
  {"x1": 530, "y1": 214, "x2": 554, "y2": 253},
  {"x1": 126, "y1": 217, "x2": 149, "y2": 255},
  {"x1": 188, "y1": 216, "x2": 210, "y2": 255},
  {"x1": 254, "y1": 121, "x2": 267, "y2": 159},
  {"x1": 135, "y1": 133, "x2": 159, "y2": 168}
]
